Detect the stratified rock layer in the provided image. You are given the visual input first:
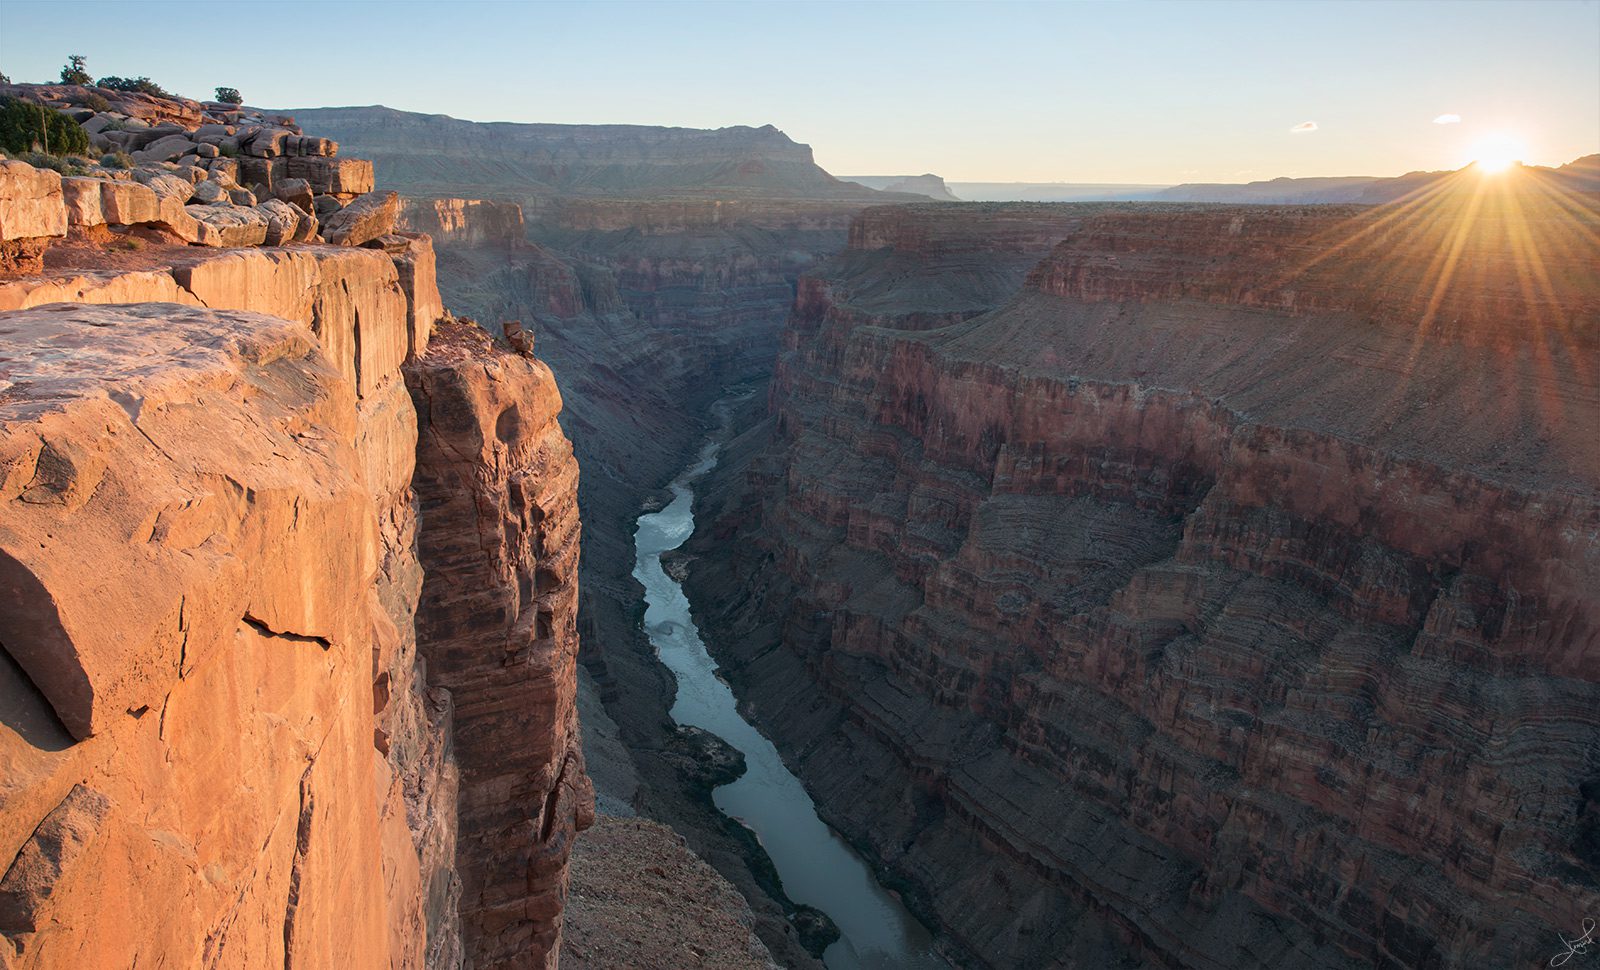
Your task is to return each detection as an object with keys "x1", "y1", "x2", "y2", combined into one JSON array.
[
  {"x1": 407, "y1": 320, "x2": 594, "y2": 969},
  {"x1": 689, "y1": 186, "x2": 1600, "y2": 969}
]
